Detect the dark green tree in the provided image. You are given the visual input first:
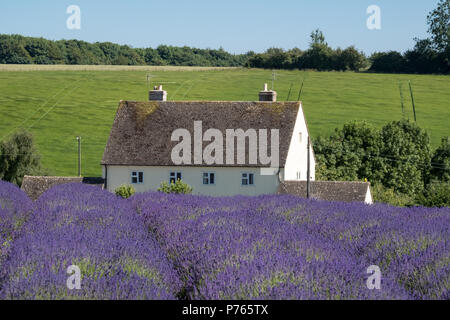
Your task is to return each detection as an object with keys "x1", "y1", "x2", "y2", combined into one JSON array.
[
  {"x1": 379, "y1": 120, "x2": 431, "y2": 195},
  {"x1": 430, "y1": 136, "x2": 450, "y2": 182},
  {"x1": 369, "y1": 51, "x2": 406, "y2": 73},
  {"x1": 0, "y1": 131, "x2": 42, "y2": 186},
  {"x1": 314, "y1": 121, "x2": 382, "y2": 181},
  {"x1": 416, "y1": 181, "x2": 450, "y2": 207},
  {"x1": 427, "y1": 0, "x2": 450, "y2": 52}
]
